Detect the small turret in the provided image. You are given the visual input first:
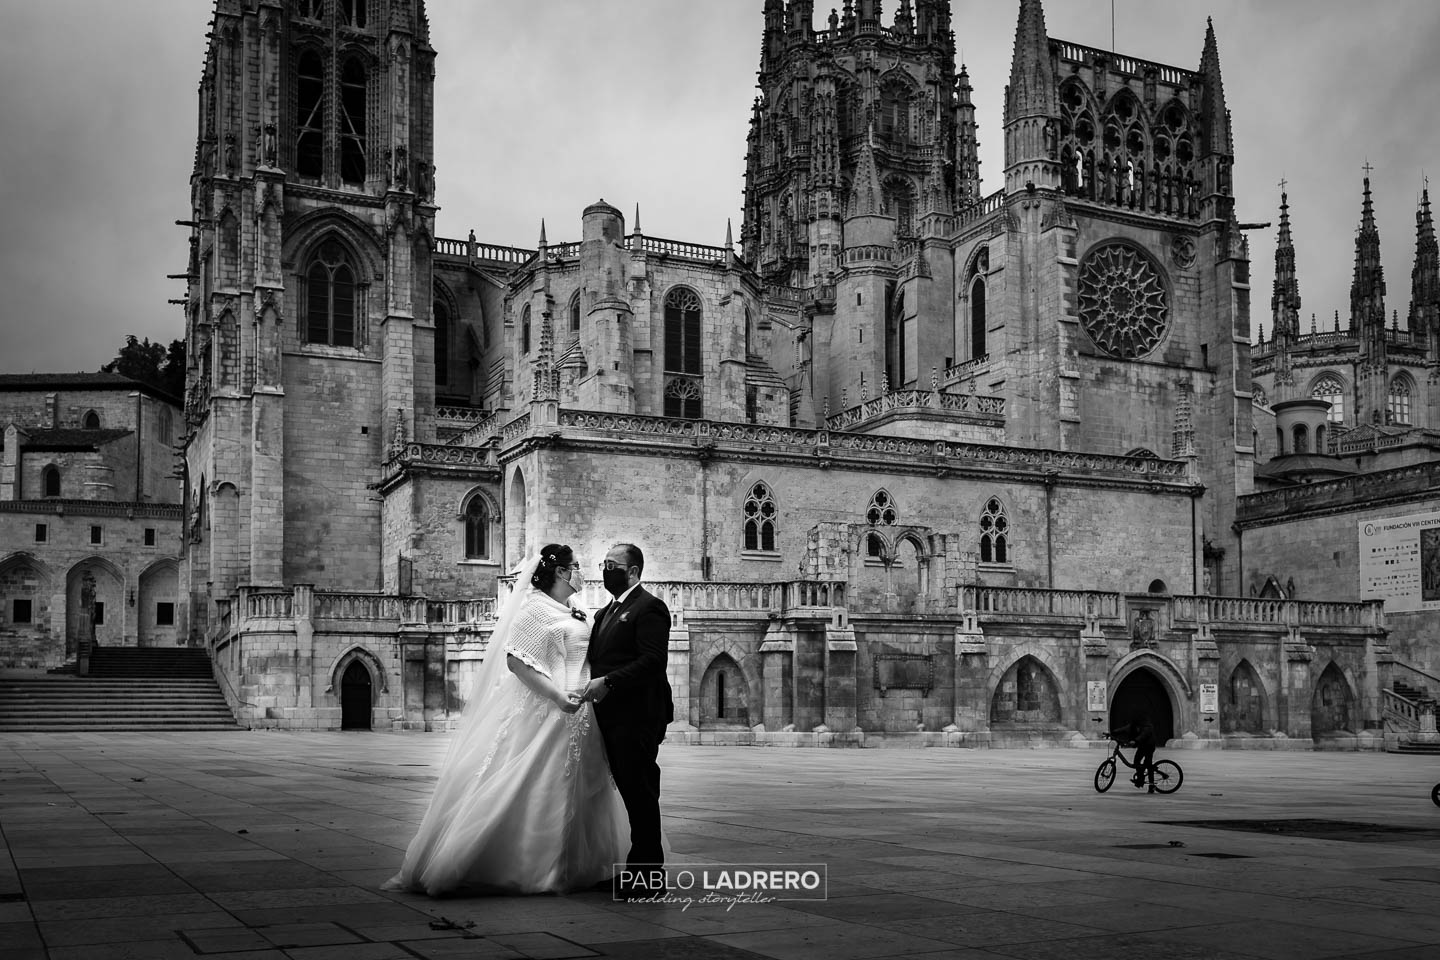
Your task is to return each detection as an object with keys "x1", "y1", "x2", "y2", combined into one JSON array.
[
  {"x1": 1271, "y1": 190, "x2": 1301, "y2": 342},
  {"x1": 1270, "y1": 190, "x2": 1301, "y2": 395},
  {"x1": 1196, "y1": 19, "x2": 1235, "y2": 220},
  {"x1": 762, "y1": 0, "x2": 786, "y2": 74},
  {"x1": 1410, "y1": 186, "x2": 1439, "y2": 362},
  {"x1": 788, "y1": 0, "x2": 814, "y2": 44},
  {"x1": 954, "y1": 63, "x2": 981, "y2": 205},
  {"x1": 1003, "y1": 0, "x2": 1060, "y2": 195},
  {"x1": 1351, "y1": 174, "x2": 1387, "y2": 337},
  {"x1": 895, "y1": 0, "x2": 914, "y2": 35}
]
